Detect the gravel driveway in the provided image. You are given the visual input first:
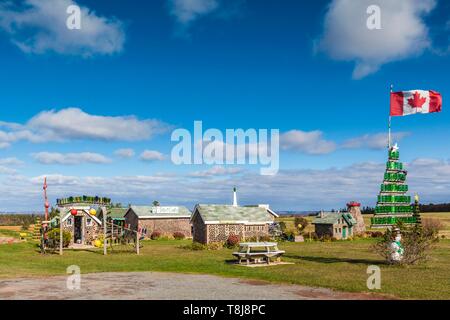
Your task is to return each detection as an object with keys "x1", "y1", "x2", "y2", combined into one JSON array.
[{"x1": 0, "y1": 272, "x2": 388, "y2": 300}]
